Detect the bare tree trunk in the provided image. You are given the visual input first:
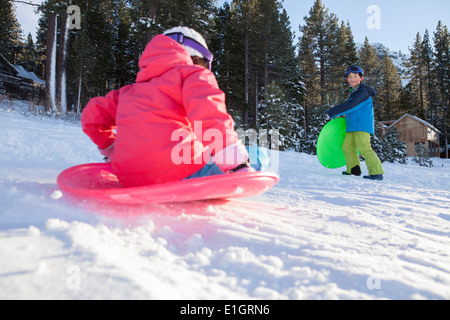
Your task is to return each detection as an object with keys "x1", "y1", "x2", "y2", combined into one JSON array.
[
  {"x1": 45, "y1": 13, "x2": 57, "y2": 113},
  {"x1": 57, "y1": 12, "x2": 70, "y2": 114},
  {"x1": 76, "y1": 70, "x2": 82, "y2": 121},
  {"x1": 244, "y1": 13, "x2": 249, "y2": 125}
]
